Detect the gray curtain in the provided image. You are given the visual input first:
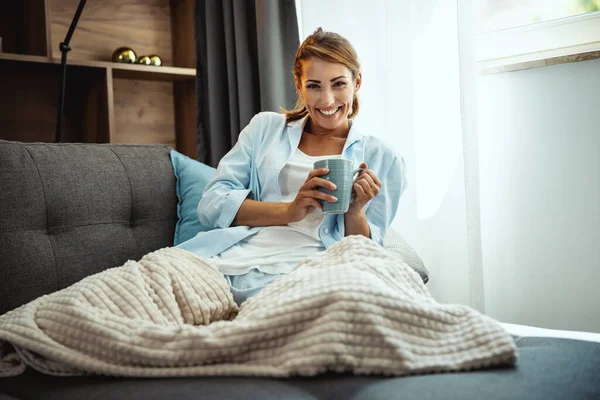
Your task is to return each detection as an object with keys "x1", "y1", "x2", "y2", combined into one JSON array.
[{"x1": 195, "y1": 0, "x2": 300, "y2": 166}]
